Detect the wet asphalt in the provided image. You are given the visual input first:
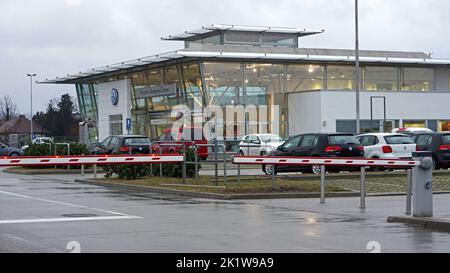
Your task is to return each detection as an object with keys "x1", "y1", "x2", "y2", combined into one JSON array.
[{"x1": 1, "y1": 167, "x2": 450, "y2": 253}]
